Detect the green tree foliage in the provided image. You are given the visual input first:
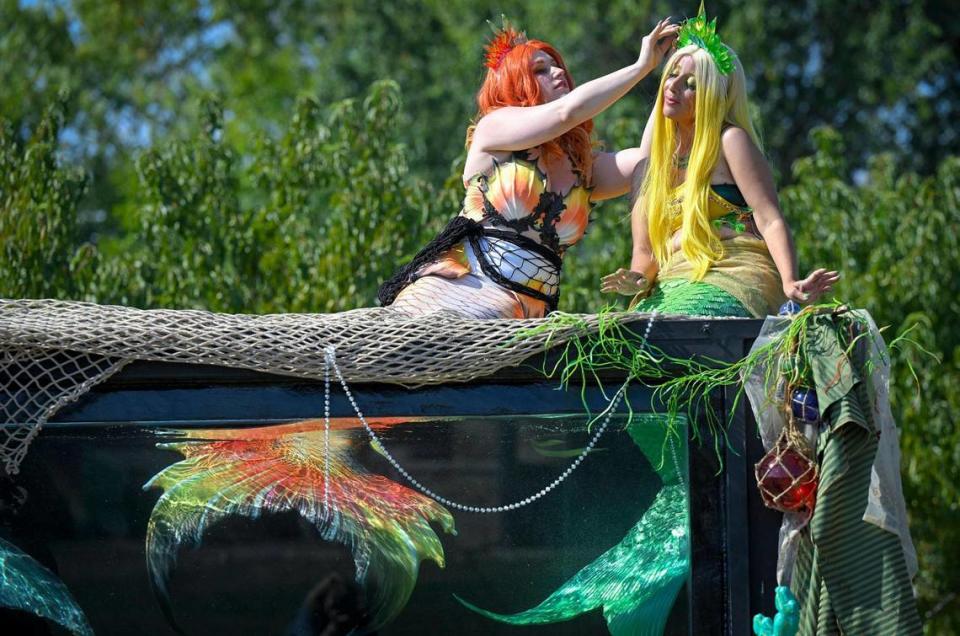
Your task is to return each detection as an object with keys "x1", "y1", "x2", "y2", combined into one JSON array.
[
  {"x1": 3, "y1": 1, "x2": 957, "y2": 196},
  {"x1": 726, "y1": 1, "x2": 953, "y2": 175},
  {"x1": 97, "y1": 95, "x2": 253, "y2": 310},
  {"x1": 0, "y1": 94, "x2": 95, "y2": 299},
  {"x1": 89, "y1": 81, "x2": 447, "y2": 313}
]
